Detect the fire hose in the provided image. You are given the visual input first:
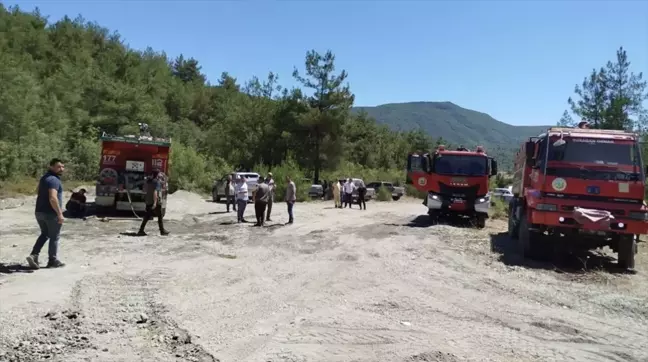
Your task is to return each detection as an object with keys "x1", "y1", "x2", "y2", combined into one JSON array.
[{"x1": 124, "y1": 177, "x2": 143, "y2": 220}]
